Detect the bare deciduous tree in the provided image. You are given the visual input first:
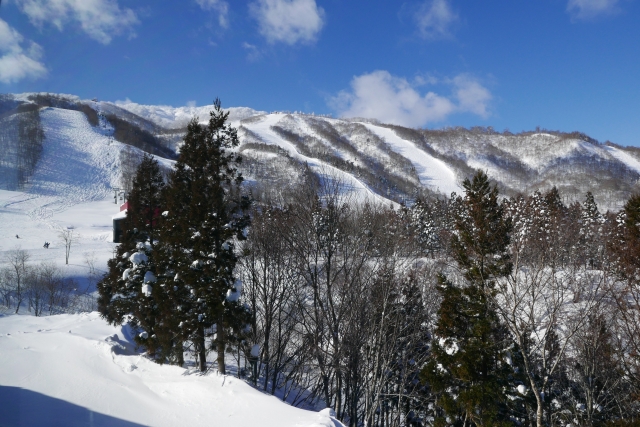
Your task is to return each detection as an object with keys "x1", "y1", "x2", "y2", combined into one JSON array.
[
  {"x1": 4, "y1": 247, "x2": 31, "y2": 313},
  {"x1": 58, "y1": 228, "x2": 77, "y2": 265}
]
